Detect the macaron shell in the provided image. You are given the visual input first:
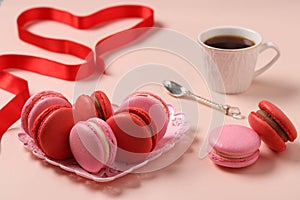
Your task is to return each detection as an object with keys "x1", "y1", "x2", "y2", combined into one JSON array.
[
  {"x1": 209, "y1": 124, "x2": 261, "y2": 156},
  {"x1": 249, "y1": 111, "x2": 286, "y2": 152},
  {"x1": 208, "y1": 148, "x2": 260, "y2": 168},
  {"x1": 129, "y1": 91, "x2": 169, "y2": 111},
  {"x1": 259, "y1": 100, "x2": 297, "y2": 141},
  {"x1": 124, "y1": 91, "x2": 170, "y2": 119},
  {"x1": 117, "y1": 107, "x2": 158, "y2": 149},
  {"x1": 91, "y1": 91, "x2": 113, "y2": 120},
  {"x1": 73, "y1": 94, "x2": 98, "y2": 123},
  {"x1": 107, "y1": 112, "x2": 154, "y2": 152},
  {"x1": 33, "y1": 106, "x2": 74, "y2": 160}
]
